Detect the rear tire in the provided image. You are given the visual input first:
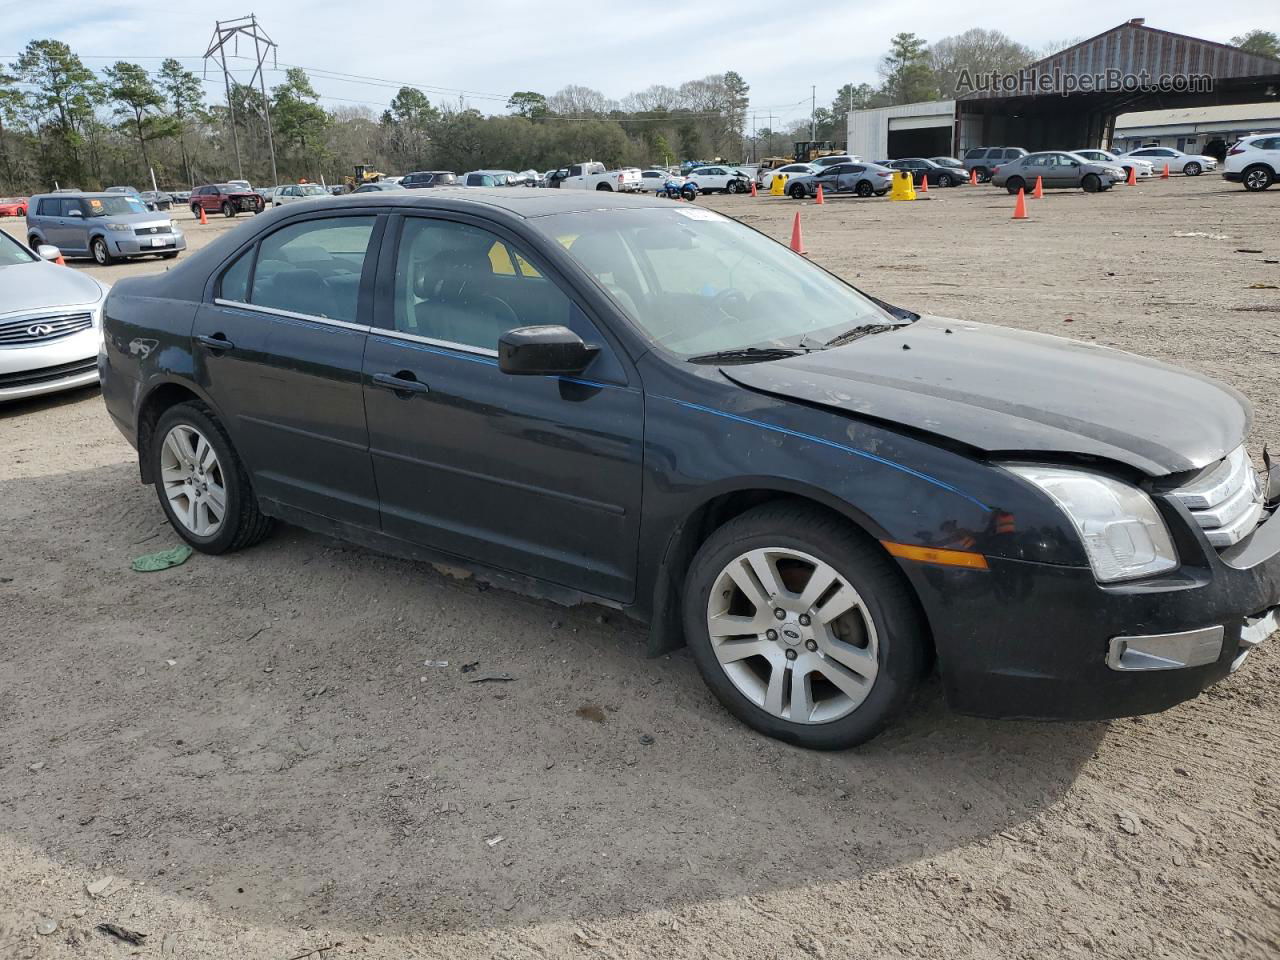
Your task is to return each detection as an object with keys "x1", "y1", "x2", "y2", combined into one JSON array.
[
  {"x1": 973, "y1": 166, "x2": 989, "y2": 182},
  {"x1": 1242, "y1": 165, "x2": 1273, "y2": 191},
  {"x1": 855, "y1": 180, "x2": 873, "y2": 197},
  {"x1": 151, "y1": 402, "x2": 274, "y2": 555},
  {"x1": 595, "y1": 183, "x2": 613, "y2": 191},
  {"x1": 191, "y1": 204, "x2": 201, "y2": 218},
  {"x1": 683, "y1": 502, "x2": 926, "y2": 750}
]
